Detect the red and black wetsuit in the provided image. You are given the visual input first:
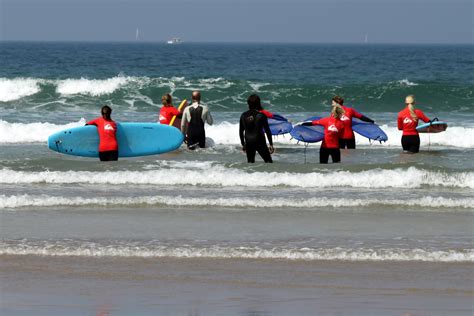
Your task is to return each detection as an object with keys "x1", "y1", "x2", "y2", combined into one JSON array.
[
  {"x1": 306, "y1": 117, "x2": 344, "y2": 163},
  {"x1": 86, "y1": 117, "x2": 118, "y2": 161},
  {"x1": 339, "y1": 105, "x2": 374, "y2": 149},
  {"x1": 397, "y1": 107, "x2": 430, "y2": 153}
]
